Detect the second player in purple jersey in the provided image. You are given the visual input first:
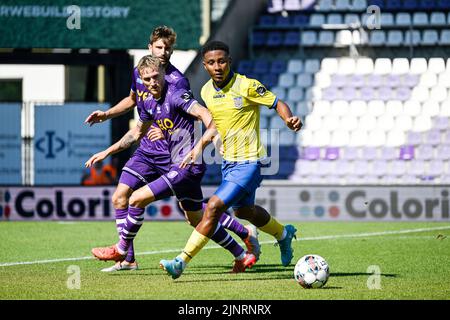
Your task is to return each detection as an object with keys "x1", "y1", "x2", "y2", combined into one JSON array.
[{"x1": 130, "y1": 63, "x2": 190, "y2": 156}]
